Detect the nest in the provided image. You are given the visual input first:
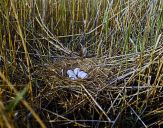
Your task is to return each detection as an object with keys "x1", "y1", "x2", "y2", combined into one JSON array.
[{"x1": 27, "y1": 46, "x2": 163, "y2": 127}]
